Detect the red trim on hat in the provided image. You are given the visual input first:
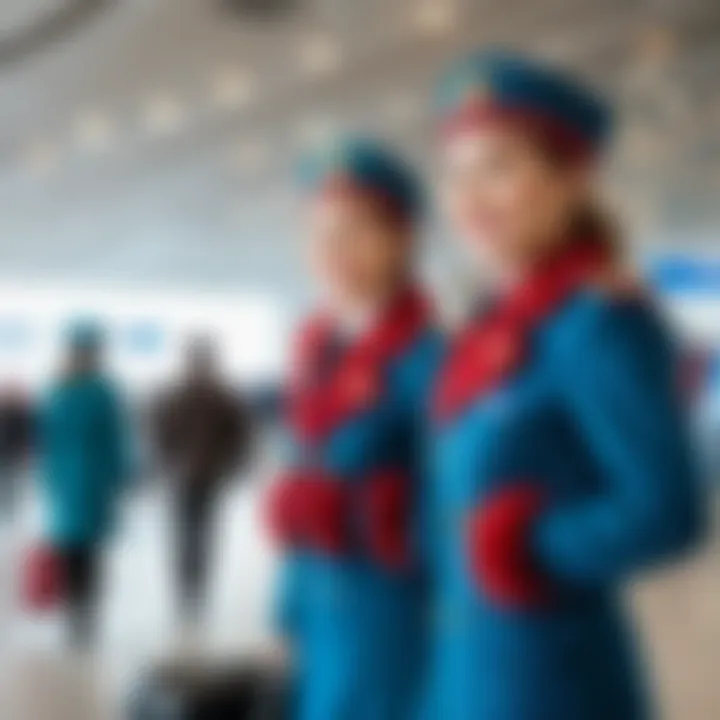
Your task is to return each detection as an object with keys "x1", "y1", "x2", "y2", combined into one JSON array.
[
  {"x1": 290, "y1": 286, "x2": 432, "y2": 442},
  {"x1": 433, "y1": 240, "x2": 610, "y2": 423},
  {"x1": 440, "y1": 101, "x2": 594, "y2": 164}
]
